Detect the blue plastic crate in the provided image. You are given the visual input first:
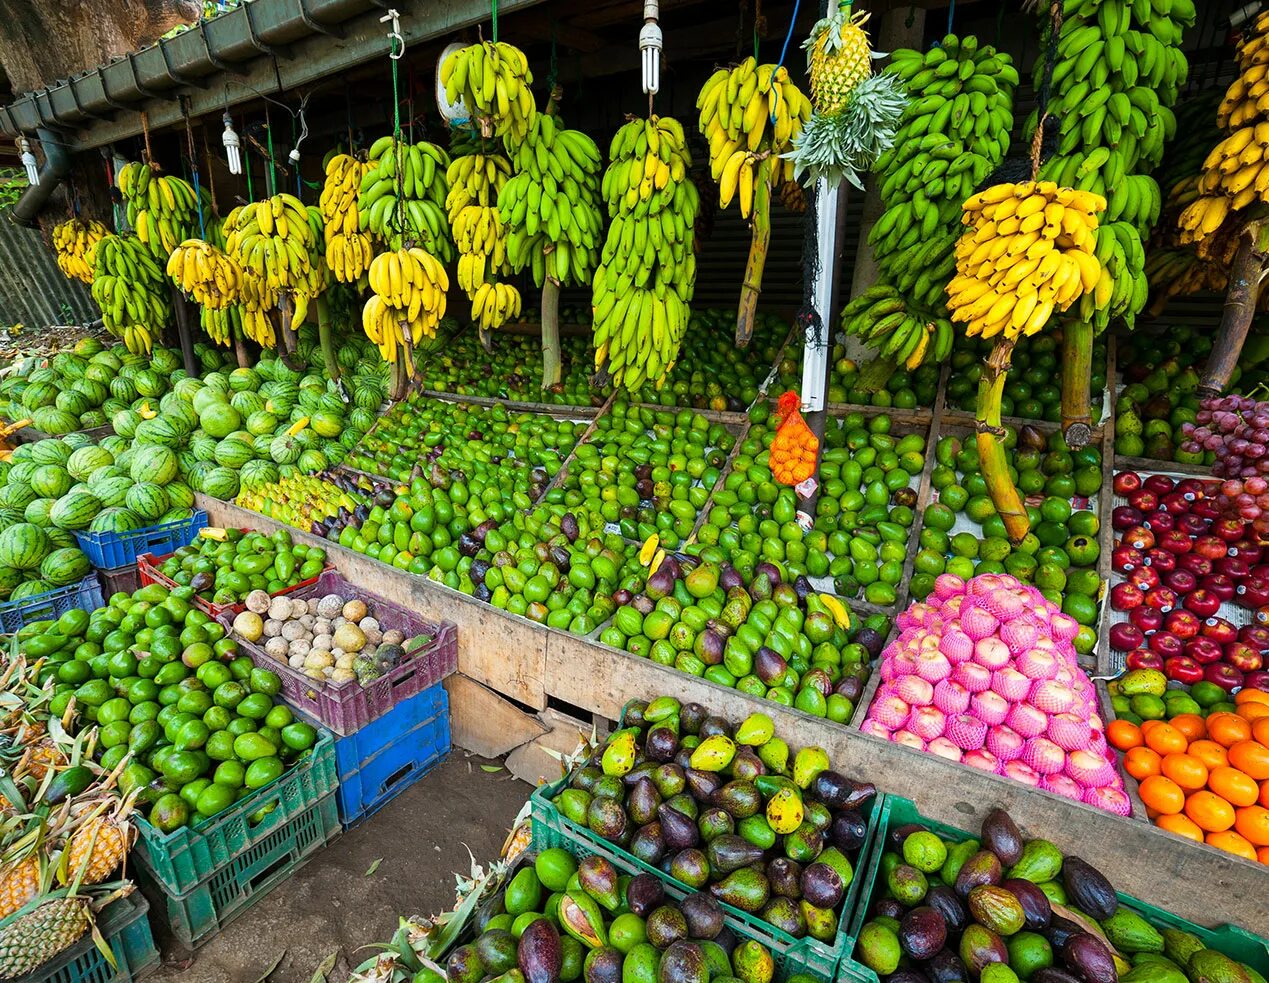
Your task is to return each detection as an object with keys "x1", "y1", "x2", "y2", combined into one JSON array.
[
  {"x1": 74, "y1": 511, "x2": 208, "y2": 570},
  {"x1": 325, "y1": 682, "x2": 450, "y2": 827},
  {"x1": 8, "y1": 889, "x2": 158, "y2": 983},
  {"x1": 0, "y1": 576, "x2": 103, "y2": 634}
]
